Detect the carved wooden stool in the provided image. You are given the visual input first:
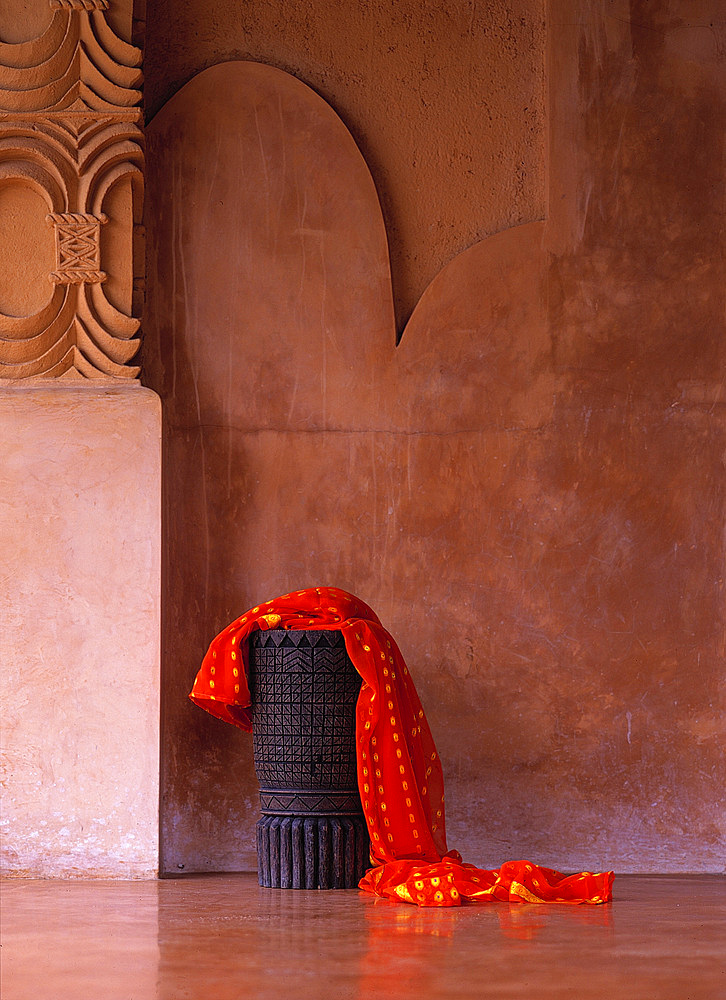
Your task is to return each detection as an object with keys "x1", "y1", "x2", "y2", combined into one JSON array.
[{"x1": 250, "y1": 629, "x2": 370, "y2": 889}]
